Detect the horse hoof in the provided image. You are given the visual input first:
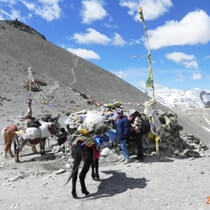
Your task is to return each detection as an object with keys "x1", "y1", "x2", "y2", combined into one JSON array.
[
  {"x1": 92, "y1": 175, "x2": 100, "y2": 181},
  {"x1": 83, "y1": 191, "x2": 90, "y2": 197},
  {"x1": 72, "y1": 193, "x2": 78, "y2": 199},
  {"x1": 95, "y1": 176, "x2": 100, "y2": 181}
]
